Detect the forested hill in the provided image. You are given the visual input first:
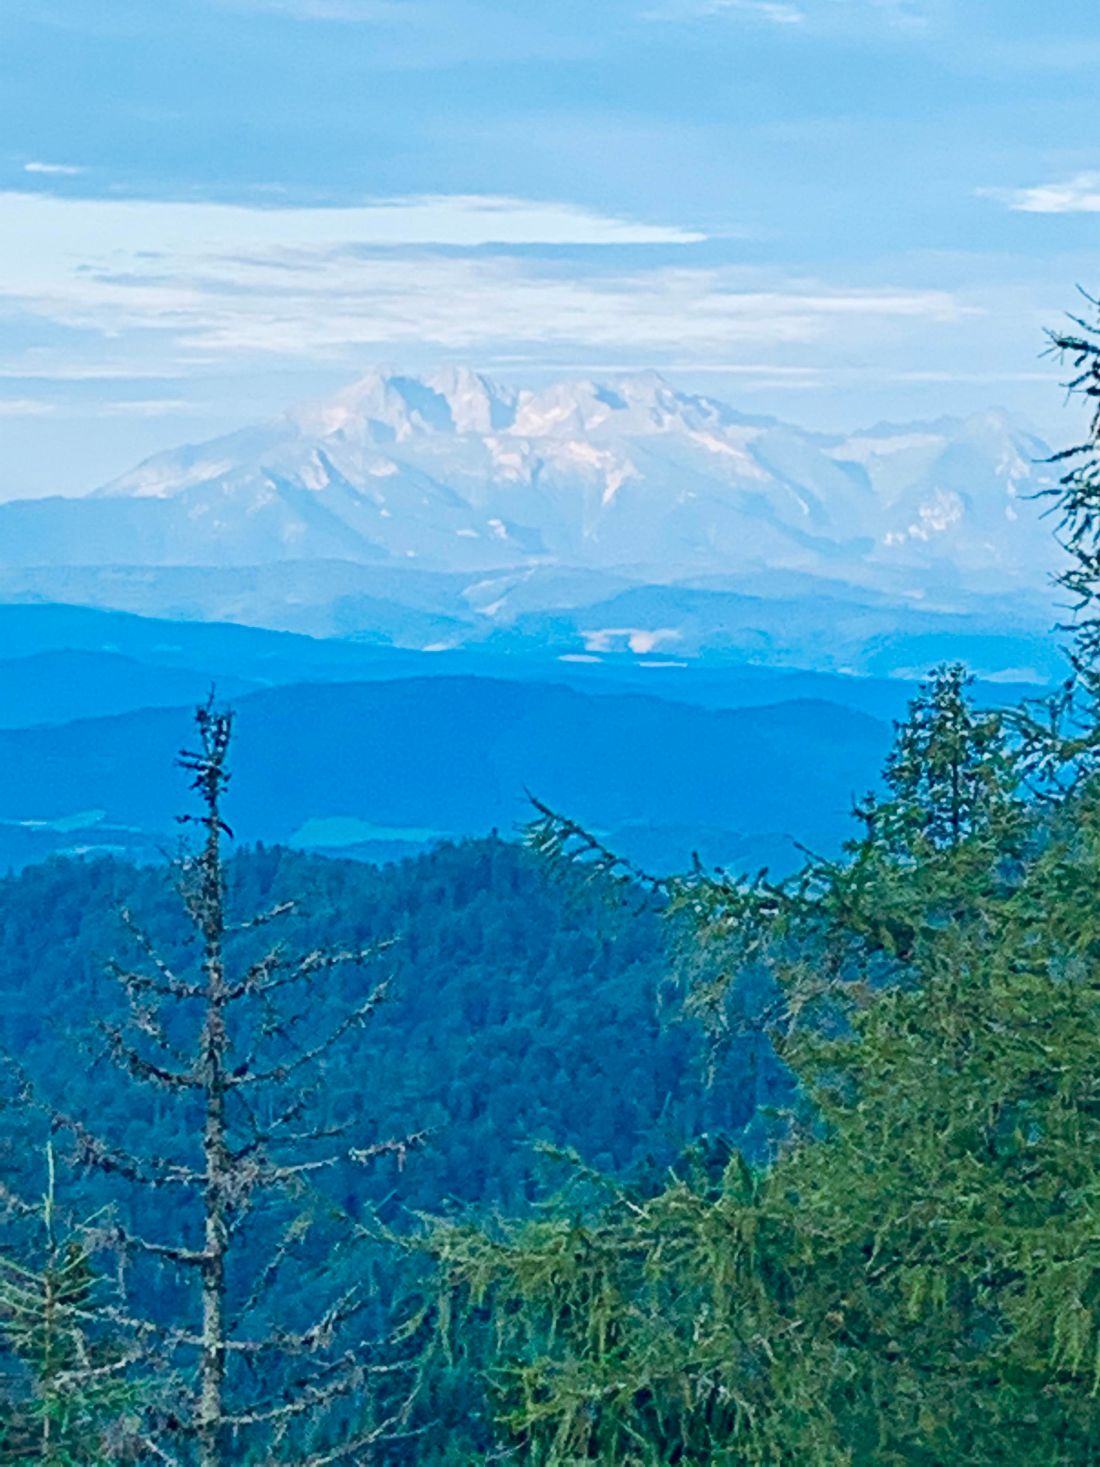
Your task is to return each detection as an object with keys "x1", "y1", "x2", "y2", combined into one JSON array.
[
  {"x1": 0, "y1": 838, "x2": 773, "y2": 1217},
  {"x1": 0, "y1": 676, "x2": 891, "y2": 874}
]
